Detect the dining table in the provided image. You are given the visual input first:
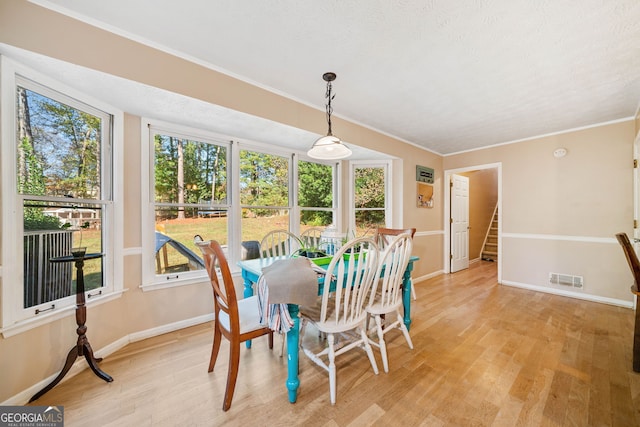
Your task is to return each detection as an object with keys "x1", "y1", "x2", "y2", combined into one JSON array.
[{"x1": 237, "y1": 254, "x2": 419, "y2": 403}]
